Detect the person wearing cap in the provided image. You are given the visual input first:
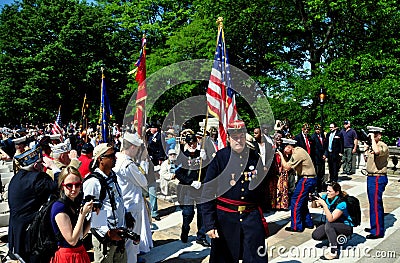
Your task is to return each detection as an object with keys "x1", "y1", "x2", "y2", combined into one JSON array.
[
  {"x1": 174, "y1": 133, "x2": 210, "y2": 247},
  {"x1": 340, "y1": 120, "x2": 358, "y2": 175},
  {"x1": 8, "y1": 144, "x2": 61, "y2": 262},
  {"x1": 47, "y1": 139, "x2": 81, "y2": 179},
  {"x1": 324, "y1": 123, "x2": 343, "y2": 183},
  {"x1": 294, "y1": 123, "x2": 314, "y2": 158},
  {"x1": 278, "y1": 138, "x2": 317, "y2": 232},
  {"x1": 82, "y1": 143, "x2": 128, "y2": 262},
  {"x1": 165, "y1": 128, "x2": 177, "y2": 152},
  {"x1": 201, "y1": 120, "x2": 268, "y2": 262},
  {"x1": 310, "y1": 124, "x2": 327, "y2": 192},
  {"x1": 79, "y1": 143, "x2": 94, "y2": 178},
  {"x1": 159, "y1": 149, "x2": 179, "y2": 196},
  {"x1": 12, "y1": 135, "x2": 30, "y2": 174},
  {"x1": 114, "y1": 133, "x2": 152, "y2": 263},
  {"x1": 364, "y1": 126, "x2": 389, "y2": 239}
]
